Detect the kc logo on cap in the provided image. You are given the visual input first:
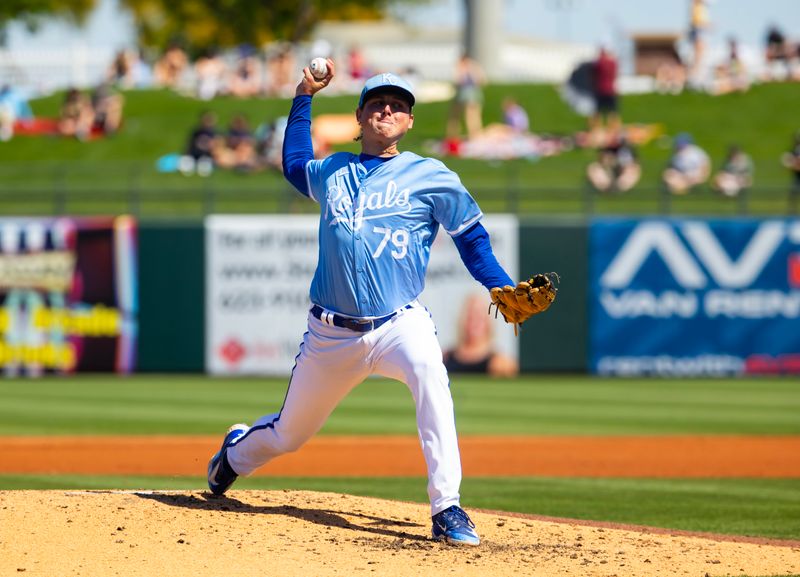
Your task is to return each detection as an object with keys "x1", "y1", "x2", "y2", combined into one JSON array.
[{"x1": 359, "y1": 73, "x2": 415, "y2": 107}]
